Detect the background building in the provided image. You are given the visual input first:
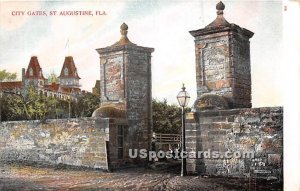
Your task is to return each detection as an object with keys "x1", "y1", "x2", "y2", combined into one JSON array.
[
  {"x1": 92, "y1": 80, "x2": 100, "y2": 96},
  {"x1": 0, "y1": 56, "x2": 81, "y2": 100}
]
